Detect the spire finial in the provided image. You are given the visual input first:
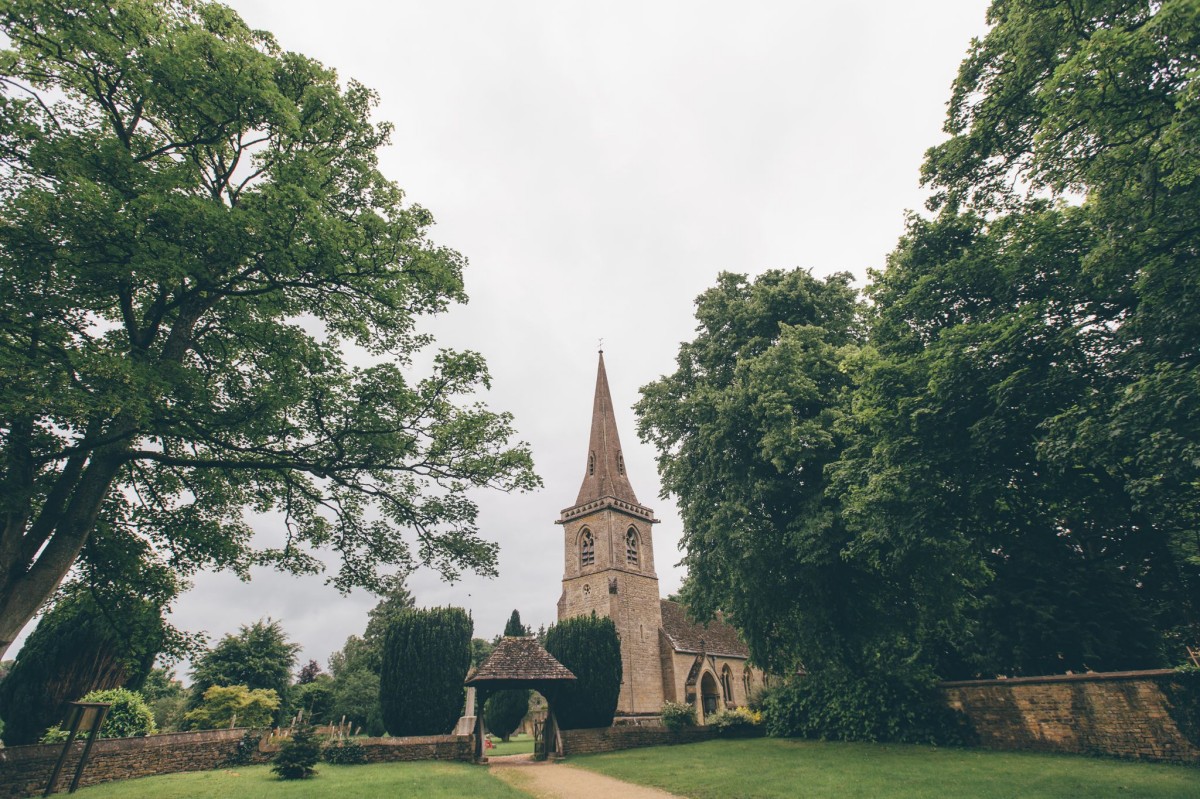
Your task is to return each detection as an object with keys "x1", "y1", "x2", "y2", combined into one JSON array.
[{"x1": 598, "y1": 337, "x2": 604, "y2": 353}]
